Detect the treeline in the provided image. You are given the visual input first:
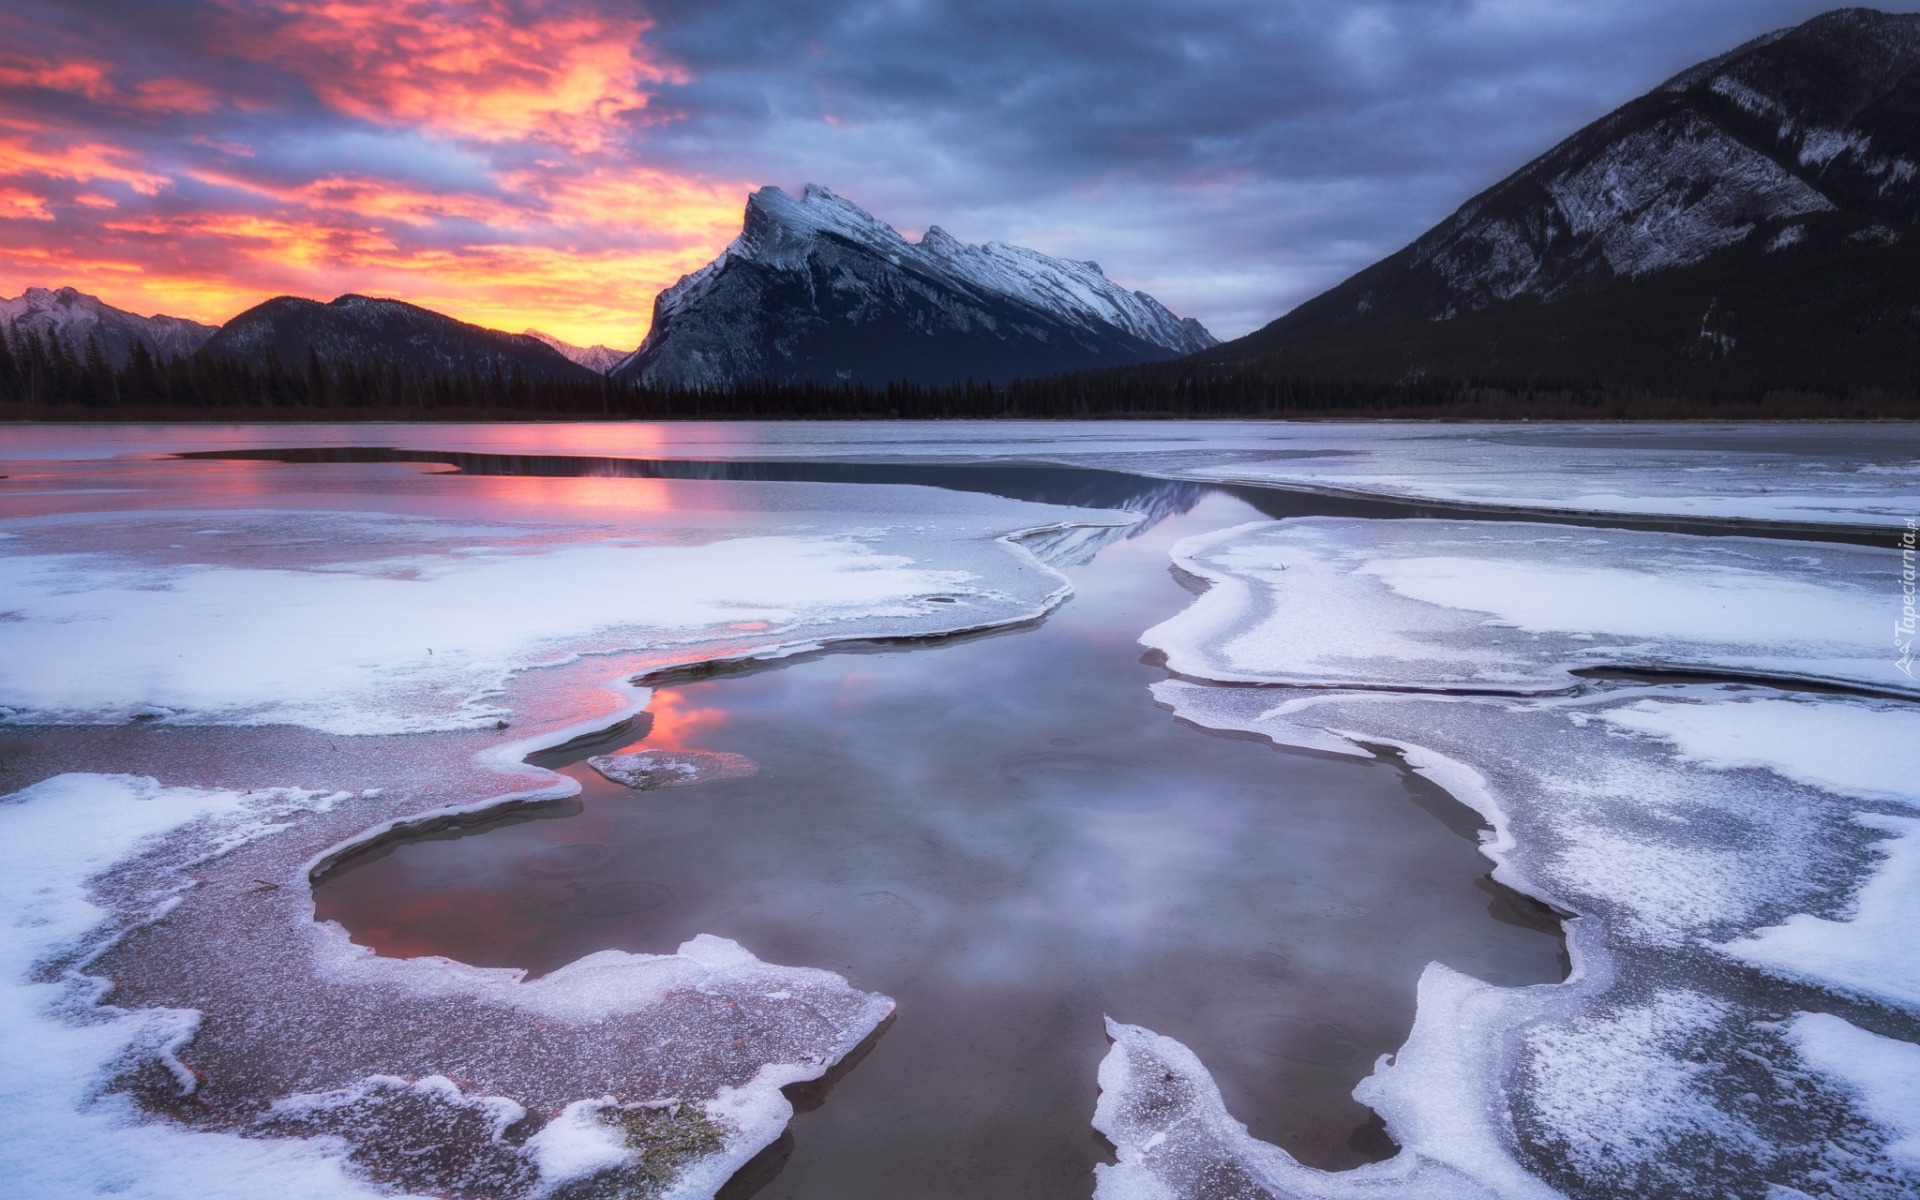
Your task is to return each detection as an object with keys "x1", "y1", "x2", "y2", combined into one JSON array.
[{"x1": 2, "y1": 324, "x2": 1914, "y2": 421}]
